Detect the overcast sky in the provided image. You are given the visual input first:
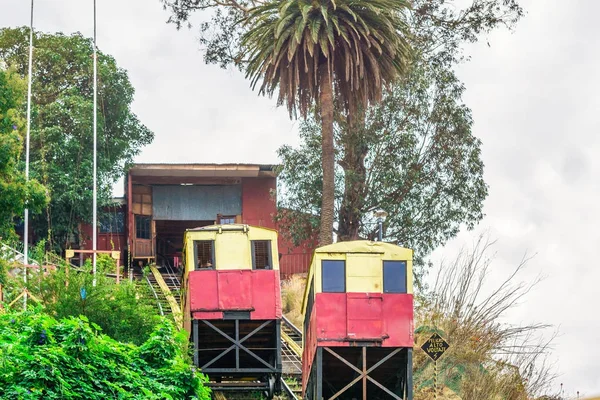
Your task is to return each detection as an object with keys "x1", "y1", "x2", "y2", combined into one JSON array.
[{"x1": 2, "y1": 0, "x2": 599, "y2": 397}]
